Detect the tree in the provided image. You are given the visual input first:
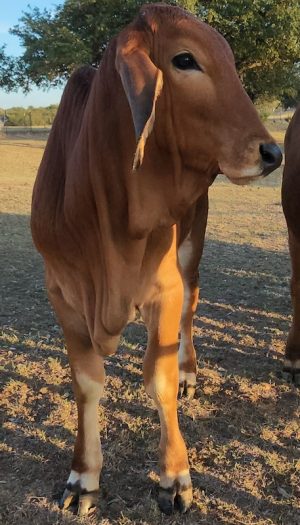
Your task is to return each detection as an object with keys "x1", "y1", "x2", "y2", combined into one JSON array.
[
  {"x1": 2, "y1": 0, "x2": 300, "y2": 102},
  {"x1": 9, "y1": 1, "x2": 143, "y2": 90},
  {"x1": 2, "y1": 105, "x2": 59, "y2": 126},
  {"x1": 197, "y1": 0, "x2": 300, "y2": 102},
  {"x1": 280, "y1": 63, "x2": 300, "y2": 108},
  {"x1": 0, "y1": 46, "x2": 19, "y2": 91}
]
